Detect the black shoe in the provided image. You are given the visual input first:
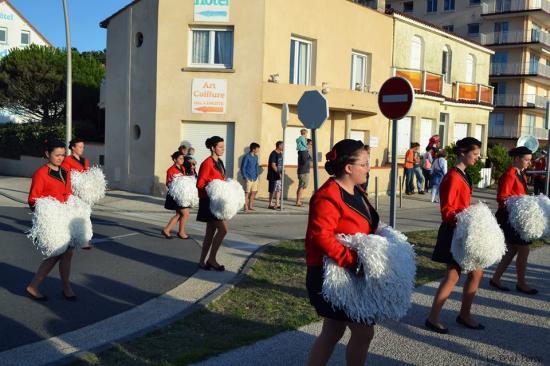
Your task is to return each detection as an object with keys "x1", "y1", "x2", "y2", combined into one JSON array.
[
  {"x1": 199, "y1": 263, "x2": 211, "y2": 271},
  {"x1": 489, "y1": 279, "x2": 510, "y2": 292},
  {"x1": 26, "y1": 289, "x2": 48, "y2": 302},
  {"x1": 419, "y1": 191, "x2": 425, "y2": 195},
  {"x1": 516, "y1": 285, "x2": 538, "y2": 295},
  {"x1": 207, "y1": 262, "x2": 225, "y2": 272},
  {"x1": 456, "y1": 316, "x2": 484, "y2": 330},
  {"x1": 425, "y1": 319, "x2": 448, "y2": 334},
  {"x1": 161, "y1": 230, "x2": 173, "y2": 239},
  {"x1": 62, "y1": 291, "x2": 77, "y2": 301}
]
